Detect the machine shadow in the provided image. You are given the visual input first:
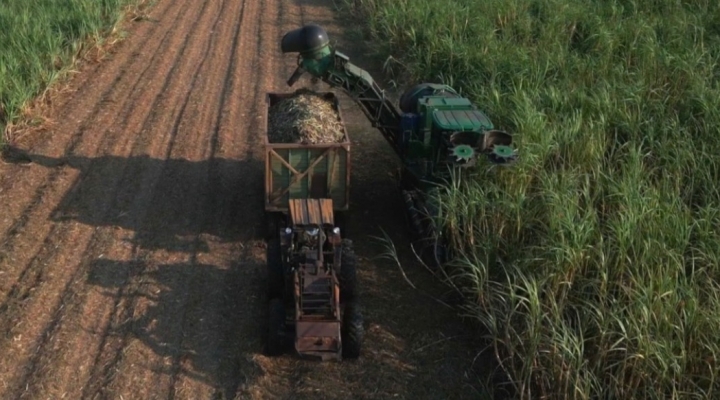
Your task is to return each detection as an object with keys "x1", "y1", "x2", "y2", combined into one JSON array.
[
  {"x1": 4, "y1": 149, "x2": 271, "y2": 395},
  {"x1": 24, "y1": 152, "x2": 265, "y2": 246},
  {"x1": 87, "y1": 256, "x2": 267, "y2": 399}
]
